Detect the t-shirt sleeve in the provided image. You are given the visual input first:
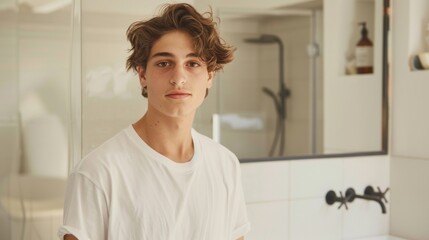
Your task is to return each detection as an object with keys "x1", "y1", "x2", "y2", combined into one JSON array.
[
  {"x1": 57, "y1": 172, "x2": 108, "y2": 240},
  {"x1": 230, "y1": 160, "x2": 251, "y2": 240}
]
